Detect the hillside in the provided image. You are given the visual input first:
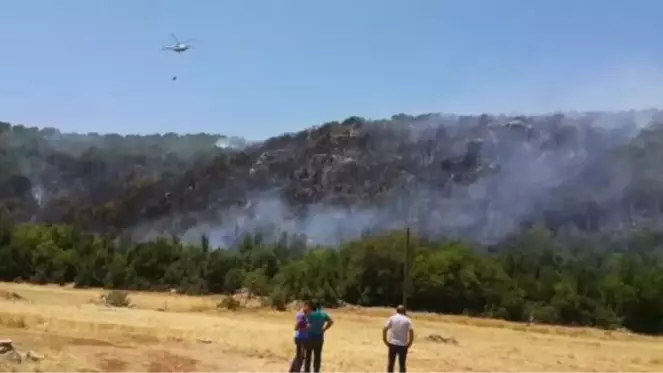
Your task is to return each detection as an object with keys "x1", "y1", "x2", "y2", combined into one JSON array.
[
  {"x1": 3, "y1": 111, "x2": 663, "y2": 336},
  {"x1": 3, "y1": 111, "x2": 663, "y2": 245}
]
